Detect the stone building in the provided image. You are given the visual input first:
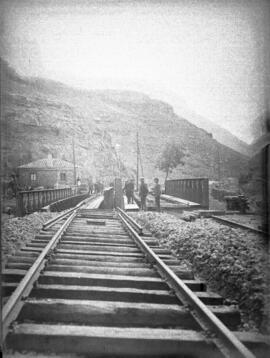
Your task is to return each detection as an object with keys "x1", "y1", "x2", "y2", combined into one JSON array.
[{"x1": 17, "y1": 154, "x2": 79, "y2": 189}]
